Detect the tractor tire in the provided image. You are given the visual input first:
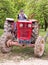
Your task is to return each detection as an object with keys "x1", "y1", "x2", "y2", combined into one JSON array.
[
  {"x1": 0, "y1": 32, "x2": 13, "y2": 53},
  {"x1": 4, "y1": 21, "x2": 12, "y2": 32},
  {"x1": 31, "y1": 22, "x2": 39, "y2": 43},
  {"x1": 34, "y1": 36, "x2": 45, "y2": 57}
]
